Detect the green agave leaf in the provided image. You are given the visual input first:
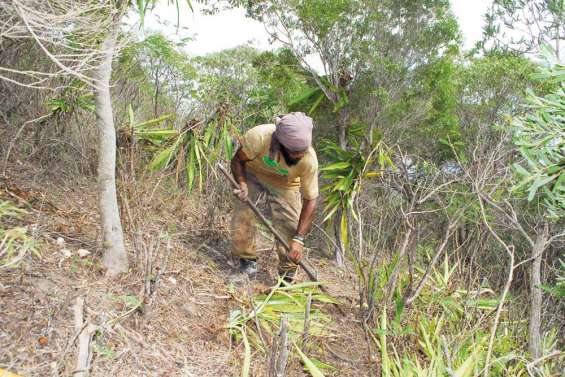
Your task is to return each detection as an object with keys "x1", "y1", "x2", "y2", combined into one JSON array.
[
  {"x1": 288, "y1": 87, "x2": 323, "y2": 107},
  {"x1": 321, "y1": 204, "x2": 340, "y2": 224},
  {"x1": 128, "y1": 104, "x2": 134, "y2": 126},
  {"x1": 294, "y1": 343, "x2": 326, "y2": 377},
  {"x1": 334, "y1": 175, "x2": 353, "y2": 191},
  {"x1": 148, "y1": 142, "x2": 179, "y2": 171},
  {"x1": 276, "y1": 281, "x2": 324, "y2": 291},
  {"x1": 309, "y1": 294, "x2": 340, "y2": 305},
  {"x1": 379, "y1": 308, "x2": 390, "y2": 376},
  {"x1": 320, "y1": 161, "x2": 352, "y2": 172},
  {"x1": 308, "y1": 92, "x2": 326, "y2": 115},
  {"x1": 340, "y1": 212, "x2": 348, "y2": 250},
  {"x1": 186, "y1": 145, "x2": 196, "y2": 191},
  {"x1": 309, "y1": 358, "x2": 336, "y2": 371},
  {"x1": 136, "y1": 129, "x2": 178, "y2": 139},
  {"x1": 527, "y1": 174, "x2": 558, "y2": 201},
  {"x1": 134, "y1": 114, "x2": 172, "y2": 129},
  {"x1": 261, "y1": 304, "x2": 305, "y2": 313},
  {"x1": 453, "y1": 337, "x2": 485, "y2": 377}
]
